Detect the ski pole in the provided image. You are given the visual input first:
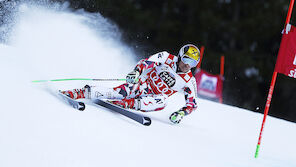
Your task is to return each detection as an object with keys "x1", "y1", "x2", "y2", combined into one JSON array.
[{"x1": 32, "y1": 78, "x2": 126, "y2": 83}]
